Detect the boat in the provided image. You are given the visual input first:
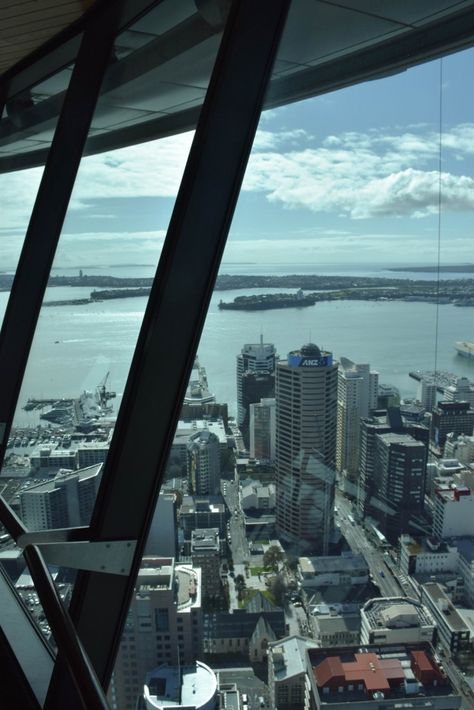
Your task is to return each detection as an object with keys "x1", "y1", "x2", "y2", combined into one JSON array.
[{"x1": 454, "y1": 341, "x2": 474, "y2": 359}]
